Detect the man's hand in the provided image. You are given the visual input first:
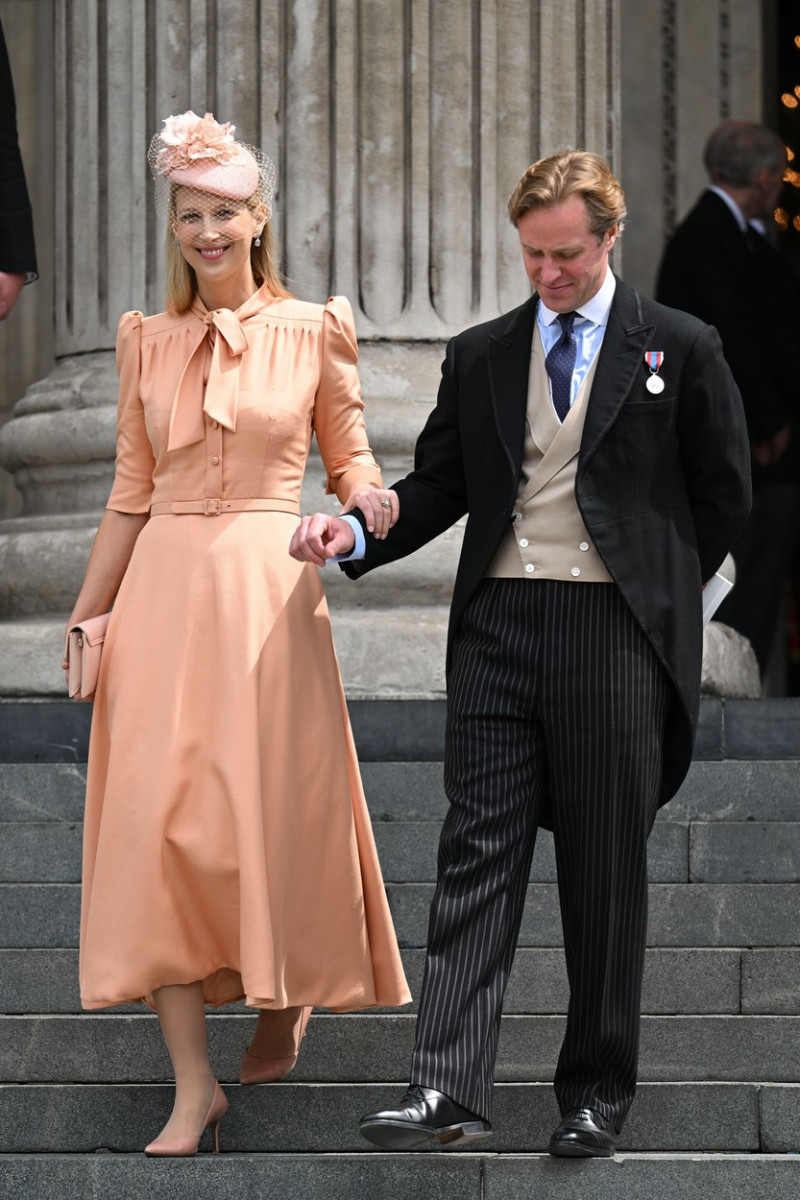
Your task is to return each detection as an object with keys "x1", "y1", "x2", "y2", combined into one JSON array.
[
  {"x1": 289, "y1": 513, "x2": 357, "y2": 565},
  {"x1": 752, "y1": 423, "x2": 791, "y2": 468},
  {"x1": 0, "y1": 271, "x2": 26, "y2": 320}
]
